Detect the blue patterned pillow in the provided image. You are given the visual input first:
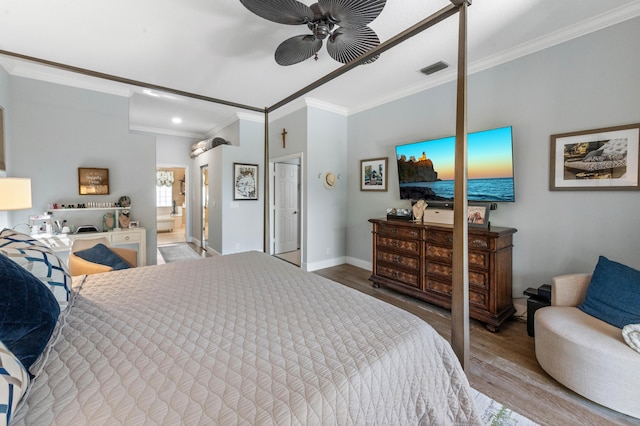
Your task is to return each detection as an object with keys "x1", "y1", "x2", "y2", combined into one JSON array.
[
  {"x1": 0, "y1": 253, "x2": 60, "y2": 370},
  {"x1": 578, "y1": 256, "x2": 640, "y2": 329},
  {"x1": 0, "y1": 229, "x2": 71, "y2": 310},
  {"x1": 74, "y1": 243, "x2": 130, "y2": 271},
  {"x1": 0, "y1": 341, "x2": 29, "y2": 425}
]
